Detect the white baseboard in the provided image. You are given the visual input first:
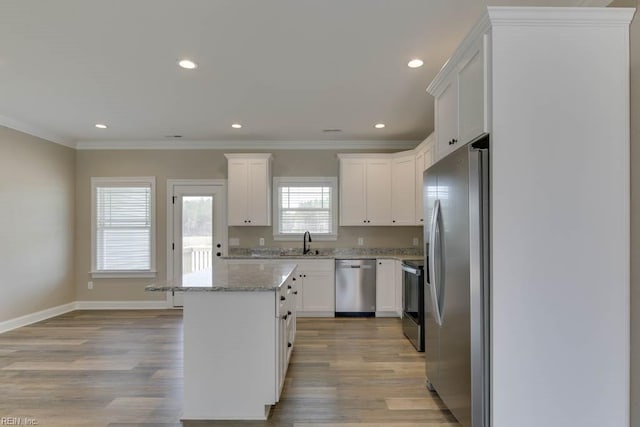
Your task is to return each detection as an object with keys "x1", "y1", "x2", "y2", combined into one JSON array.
[
  {"x1": 297, "y1": 311, "x2": 335, "y2": 317},
  {"x1": 75, "y1": 300, "x2": 172, "y2": 310},
  {"x1": 376, "y1": 311, "x2": 401, "y2": 318},
  {"x1": 0, "y1": 302, "x2": 76, "y2": 334}
]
